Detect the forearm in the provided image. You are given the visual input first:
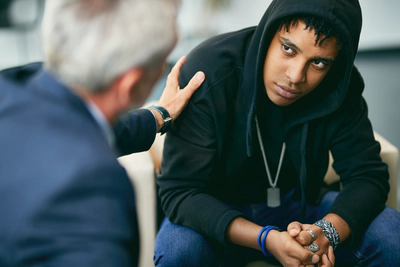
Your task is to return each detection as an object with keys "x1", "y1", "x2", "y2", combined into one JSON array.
[
  {"x1": 228, "y1": 217, "x2": 320, "y2": 265},
  {"x1": 226, "y1": 217, "x2": 263, "y2": 250},
  {"x1": 328, "y1": 180, "x2": 387, "y2": 244},
  {"x1": 226, "y1": 217, "x2": 283, "y2": 255},
  {"x1": 114, "y1": 109, "x2": 156, "y2": 155}
]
